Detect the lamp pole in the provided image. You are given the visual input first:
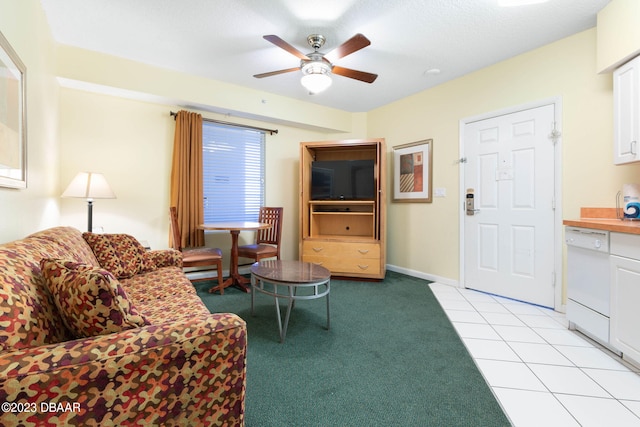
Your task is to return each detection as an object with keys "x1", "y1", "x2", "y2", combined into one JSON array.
[{"x1": 87, "y1": 199, "x2": 94, "y2": 232}]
